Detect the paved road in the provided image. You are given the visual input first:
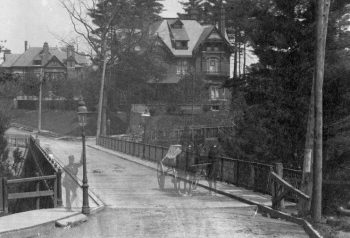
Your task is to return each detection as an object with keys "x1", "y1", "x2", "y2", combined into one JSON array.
[{"x1": 31, "y1": 136, "x2": 307, "y2": 238}]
